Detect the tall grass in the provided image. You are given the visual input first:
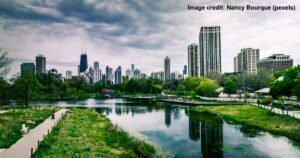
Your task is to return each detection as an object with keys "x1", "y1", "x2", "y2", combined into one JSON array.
[
  {"x1": 34, "y1": 109, "x2": 155, "y2": 158},
  {"x1": 0, "y1": 106, "x2": 58, "y2": 148}
]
